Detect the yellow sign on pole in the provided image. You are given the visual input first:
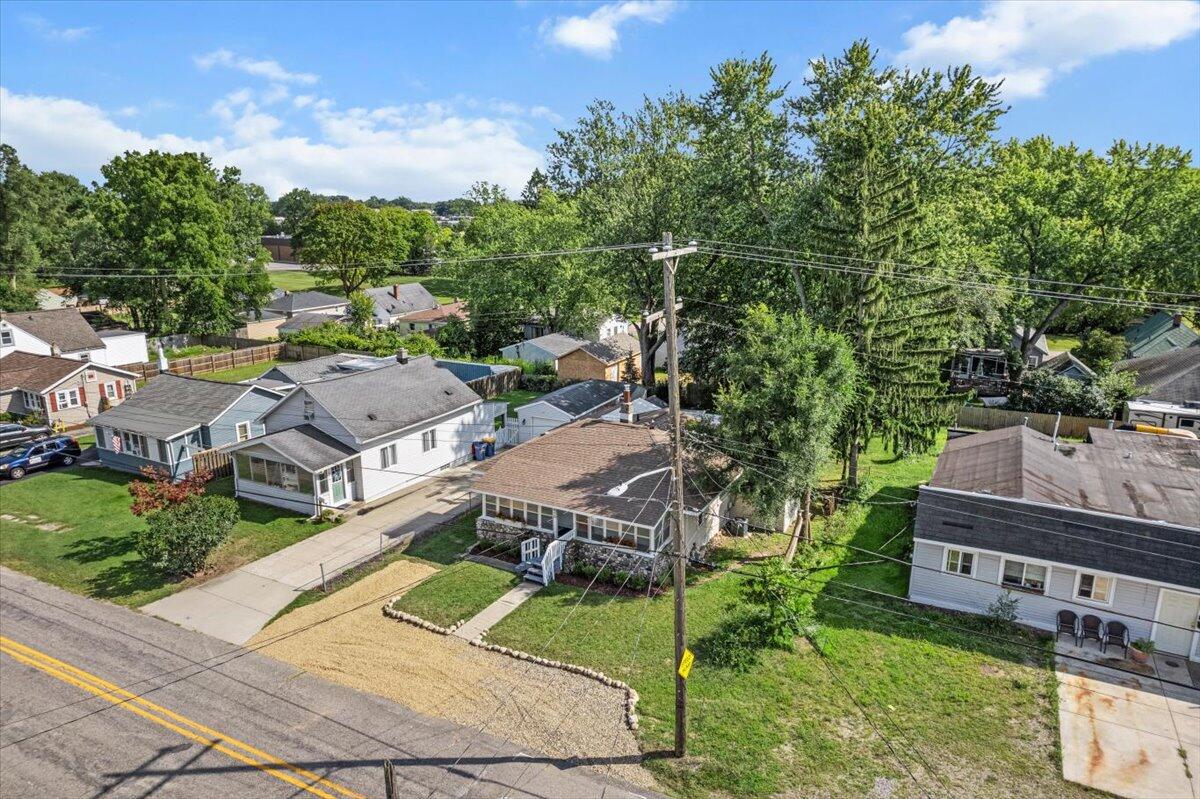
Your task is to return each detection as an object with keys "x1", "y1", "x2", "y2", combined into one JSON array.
[{"x1": 678, "y1": 648, "x2": 695, "y2": 680}]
